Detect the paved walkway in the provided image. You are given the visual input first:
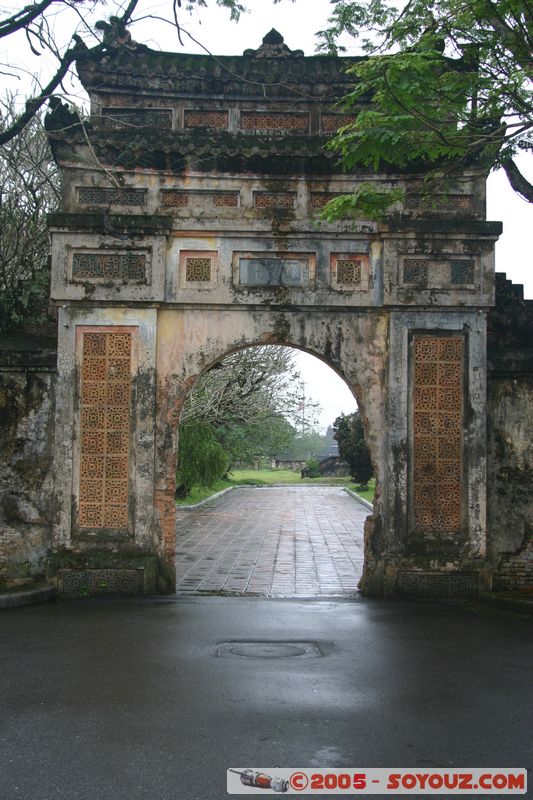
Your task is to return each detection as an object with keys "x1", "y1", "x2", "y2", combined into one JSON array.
[{"x1": 175, "y1": 486, "x2": 368, "y2": 596}]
